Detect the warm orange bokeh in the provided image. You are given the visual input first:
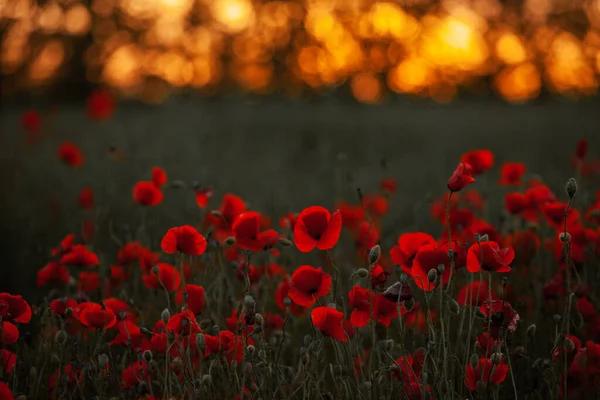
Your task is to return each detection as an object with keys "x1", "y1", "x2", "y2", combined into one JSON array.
[{"x1": 1, "y1": 0, "x2": 599, "y2": 102}]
